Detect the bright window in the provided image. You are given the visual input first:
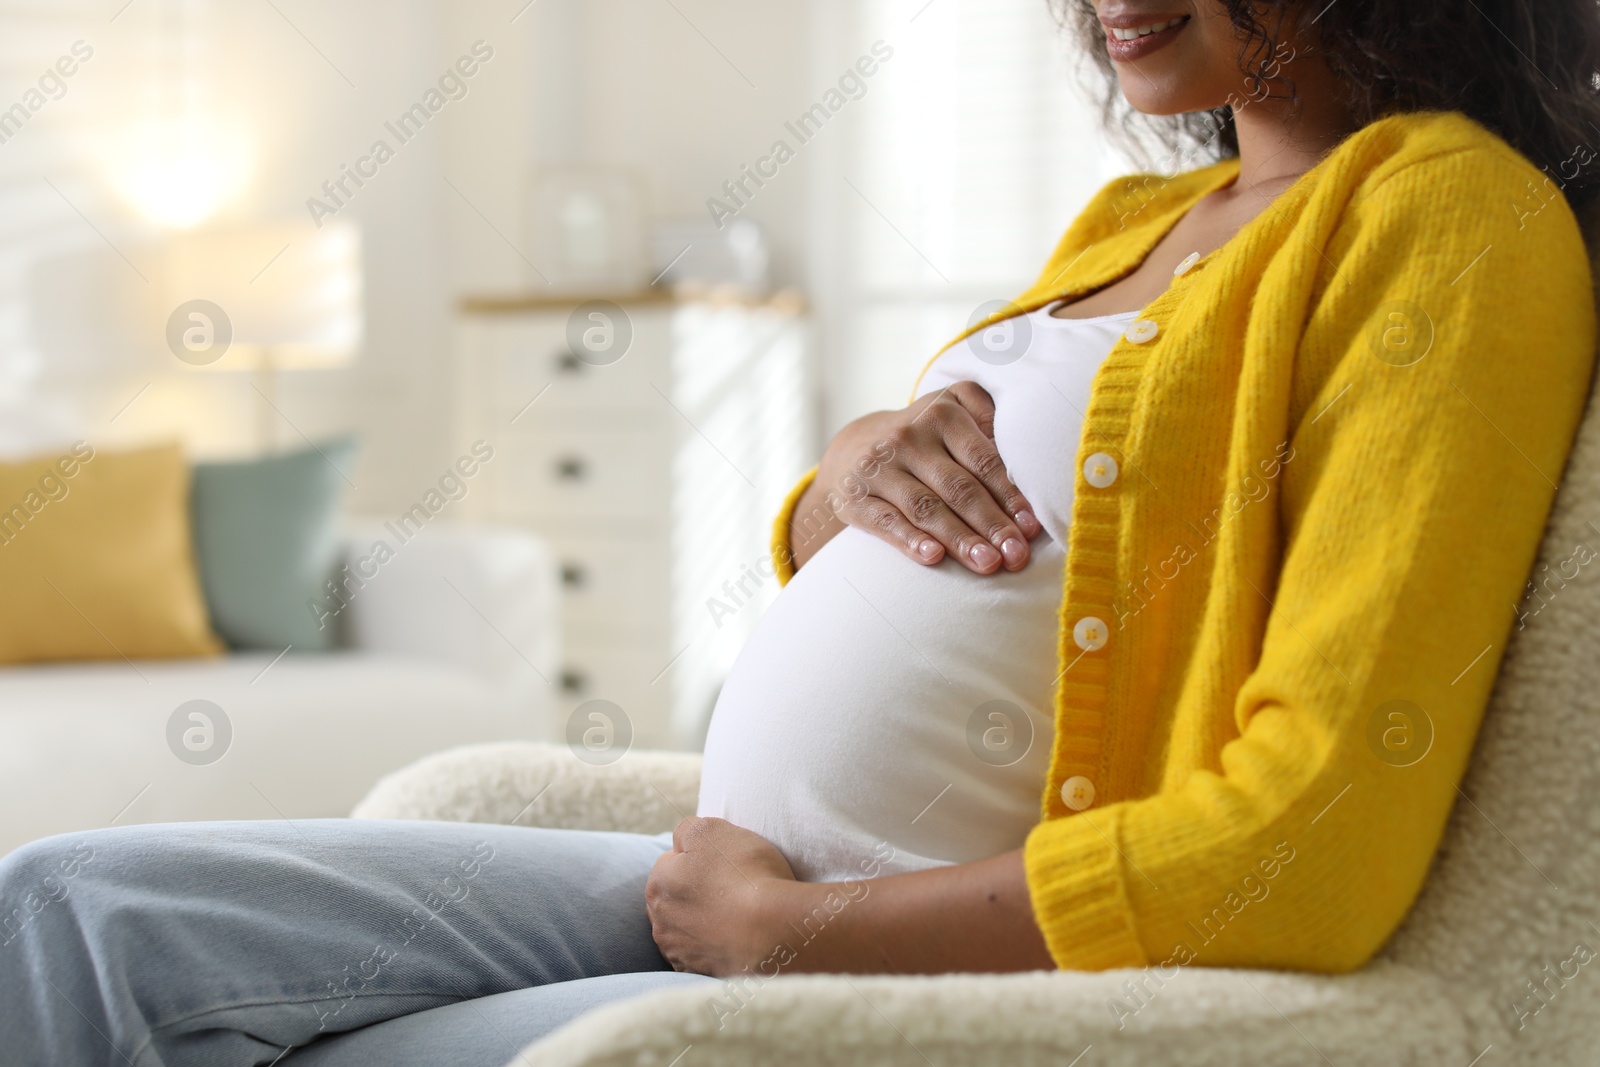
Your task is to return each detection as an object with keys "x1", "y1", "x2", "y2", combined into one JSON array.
[{"x1": 816, "y1": 0, "x2": 1120, "y2": 428}]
